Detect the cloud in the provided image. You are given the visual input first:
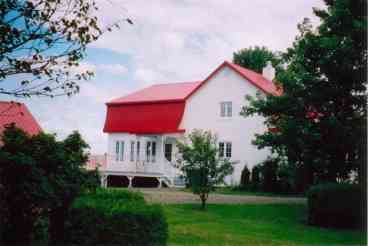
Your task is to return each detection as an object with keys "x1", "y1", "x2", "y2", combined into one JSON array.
[
  {"x1": 92, "y1": 0, "x2": 325, "y2": 82},
  {"x1": 12, "y1": 0, "x2": 327, "y2": 155},
  {"x1": 98, "y1": 64, "x2": 128, "y2": 75}
]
